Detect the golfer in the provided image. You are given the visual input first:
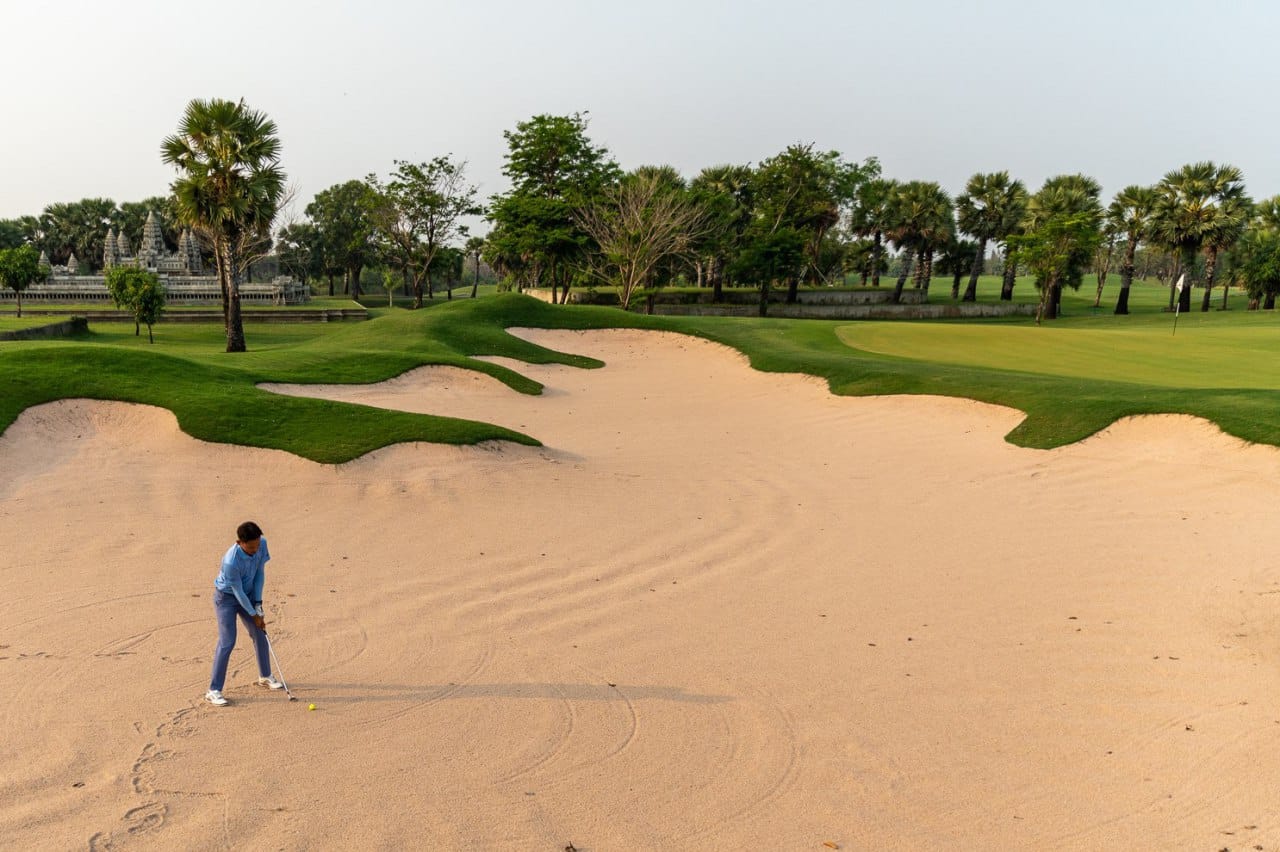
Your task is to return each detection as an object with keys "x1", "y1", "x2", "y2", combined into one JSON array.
[{"x1": 205, "y1": 521, "x2": 283, "y2": 706}]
